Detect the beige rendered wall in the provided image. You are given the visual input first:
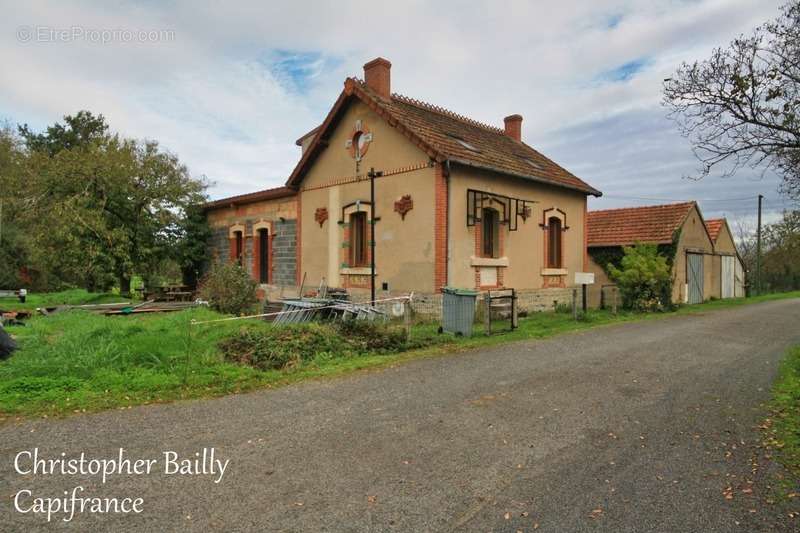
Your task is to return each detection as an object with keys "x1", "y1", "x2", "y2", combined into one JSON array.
[
  {"x1": 713, "y1": 222, "x2": 738, "y2": 255},
  {"x1": 672, "y1": 205, "x2": 715, "y2": 303},
  {"x1": 448, "y1": 165, "x2": 588, "y2": 290},
  {"x1": 298, "y1": 100, "x2": 437, "y2": 294}
]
